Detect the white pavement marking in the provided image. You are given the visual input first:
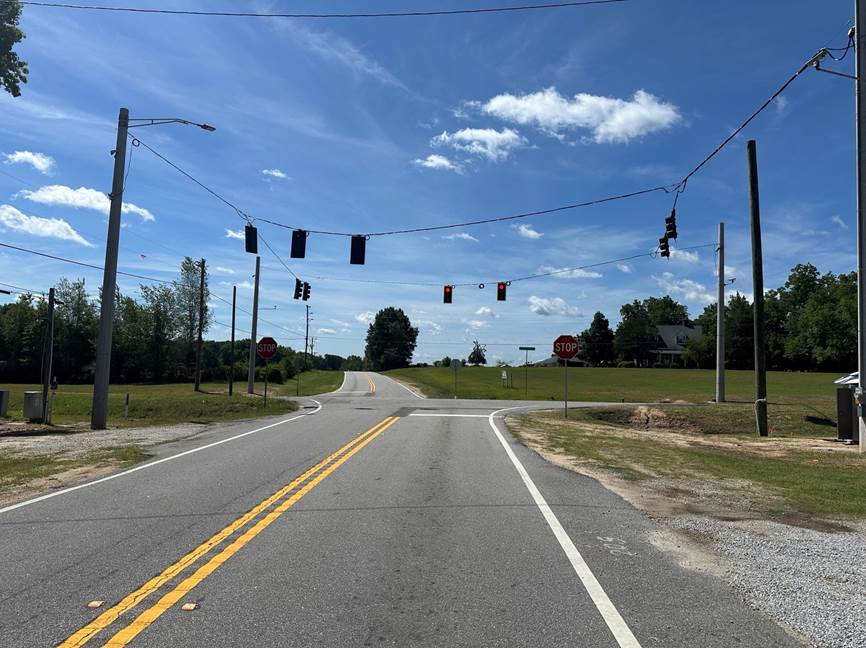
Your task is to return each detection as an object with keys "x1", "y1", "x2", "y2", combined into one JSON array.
[
  {"x1": 0, "y1": 400, "x2": 323, "y2": 515},
  {"x1": 382, "y1": 374, "x2": 424, "y2": 399},
  {"x1": 488, "y1": 406, "x2": 642, "y2": 648},
  {"x1": 408, "y1": 413, "x2": 489, "y2": 418}
]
